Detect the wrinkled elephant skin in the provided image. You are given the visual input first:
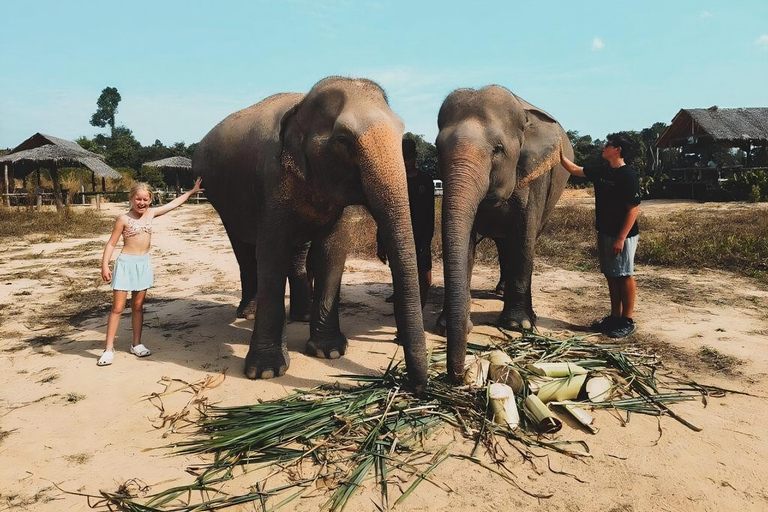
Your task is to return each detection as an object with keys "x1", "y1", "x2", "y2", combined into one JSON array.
[
  {"x1": 436, "y1": 85, "x2": 571, "y2": 382},
  {"x1": 194, "y1": 77, "x2": 428, "y2": 392}
]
